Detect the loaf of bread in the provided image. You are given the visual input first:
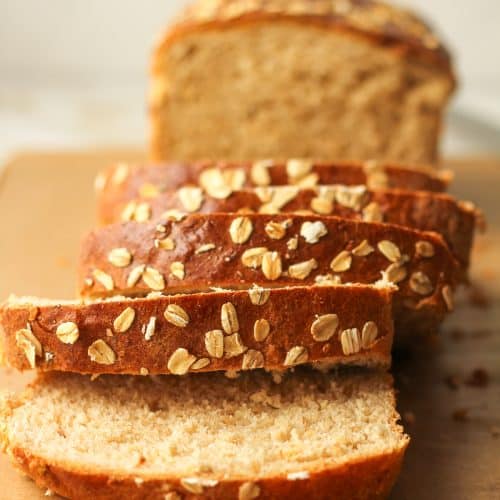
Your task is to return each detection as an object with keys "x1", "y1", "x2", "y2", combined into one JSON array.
[
  {"x1": 150, "y1": 0, "x2": 455, "y2": 163},
  {"x1": 0, "y1": 369, "x2": 409, "y2": 499},
  {"x1": 96, "y1": 161, "x2": 452, "y2": 222},
  {"x1": 0, "y1": 284, "x2": 395, "y2": 375},
  {"x1": 103, "y1": 185, "x2": 477, "y2": 269},
  {"x1": 78, "y1": 213, "x2": 459, "y2": 335}
]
